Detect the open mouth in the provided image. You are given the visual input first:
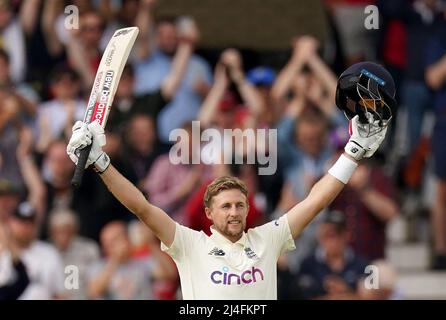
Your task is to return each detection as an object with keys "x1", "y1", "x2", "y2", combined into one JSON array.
[{"x1": 228, "y1": 220, "x2": 241, "y2": 225}]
